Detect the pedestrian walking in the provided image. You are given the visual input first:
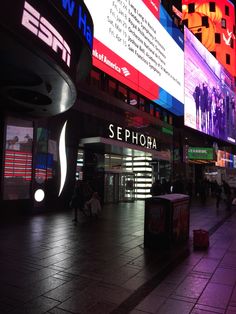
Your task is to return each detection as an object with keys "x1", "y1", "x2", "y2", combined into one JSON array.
[
  {"x1": 83, "y1": 180, "x2": 93, "y2": 204},
  {"x1": 150, "y1": 179, "x2": 163, "y2": 196},
  {"x1": 222, "y1": 180, "x2": 232, "y2": 211},
  {"x1": 215, "y1": 182, "x2": 222, "y2": 211},
  {"x1": 70, "y1": 180, "x2": 85, "y2": 222},
  {"x1": 85, "y1": 192, "x2": 102, "y2": 218}
]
